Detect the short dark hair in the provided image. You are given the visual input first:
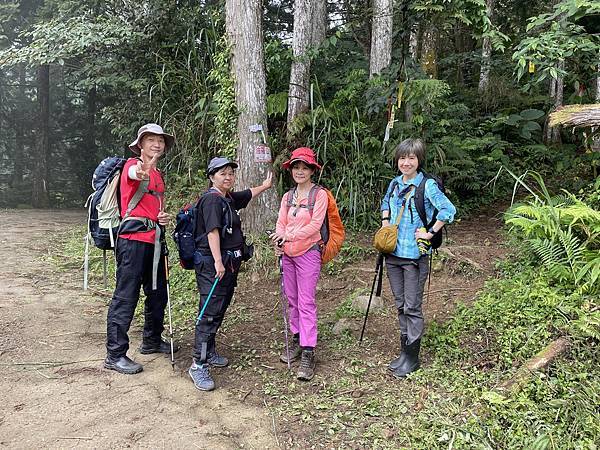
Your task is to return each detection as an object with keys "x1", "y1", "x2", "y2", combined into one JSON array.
[{"x1": 393, "y1": 138, "x2": 426, "y2": 170}]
